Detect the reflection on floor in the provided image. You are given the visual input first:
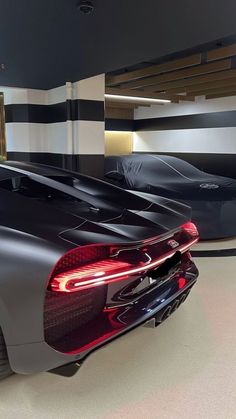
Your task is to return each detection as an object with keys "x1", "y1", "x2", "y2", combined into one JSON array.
[
  {"x1": 0, "y1": 241, "x2": 236, "y2": 419},
  {"x1": 194, "y1": 237, "x2": 236, "y2": 251}
]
